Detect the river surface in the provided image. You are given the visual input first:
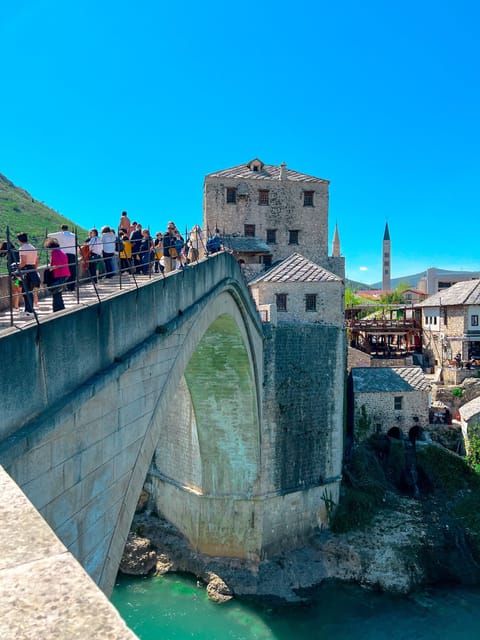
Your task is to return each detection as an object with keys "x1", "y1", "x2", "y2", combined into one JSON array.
[{"x1": 112, "y1": 573, "x2": 480, "y2": 639}]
